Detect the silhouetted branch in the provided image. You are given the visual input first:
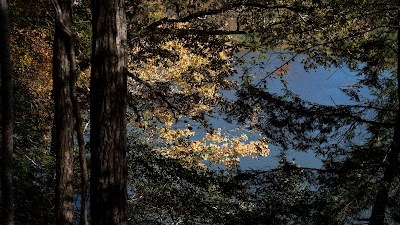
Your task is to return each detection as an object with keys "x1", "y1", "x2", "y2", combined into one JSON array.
[{"x1": 146, "y1": 1, "x2": 299, "y2": 31}]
